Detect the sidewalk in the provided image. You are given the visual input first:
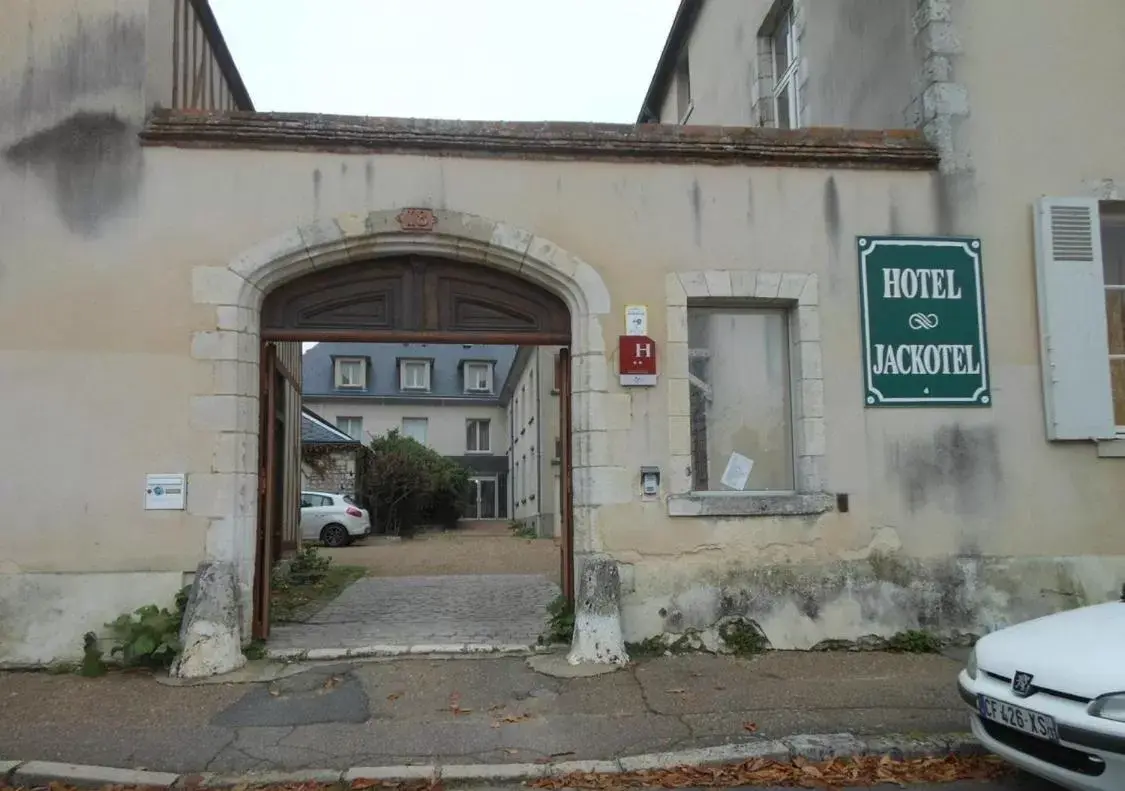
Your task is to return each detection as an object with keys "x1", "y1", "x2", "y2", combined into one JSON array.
[{"x1": 0, "y1": 650, "x2": 973, "y2": 775}]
